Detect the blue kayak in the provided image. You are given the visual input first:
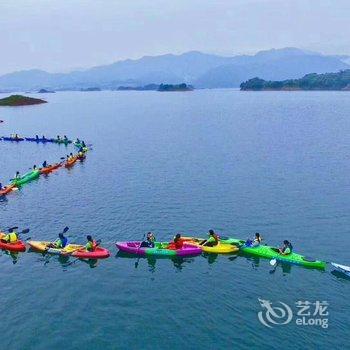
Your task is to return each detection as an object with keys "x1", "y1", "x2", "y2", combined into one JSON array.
[
  {"x1": 25, "y1": 137, "x2": 54, "y2": 143},
  {"x1": 2, "y1": 137, "x2": 24, "y2": 141}
]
